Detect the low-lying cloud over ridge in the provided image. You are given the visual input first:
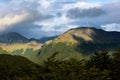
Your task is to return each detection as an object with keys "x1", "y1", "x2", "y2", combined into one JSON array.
[{"x1": 101, "y1": 23, "x2": 120, "y2": 32}]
